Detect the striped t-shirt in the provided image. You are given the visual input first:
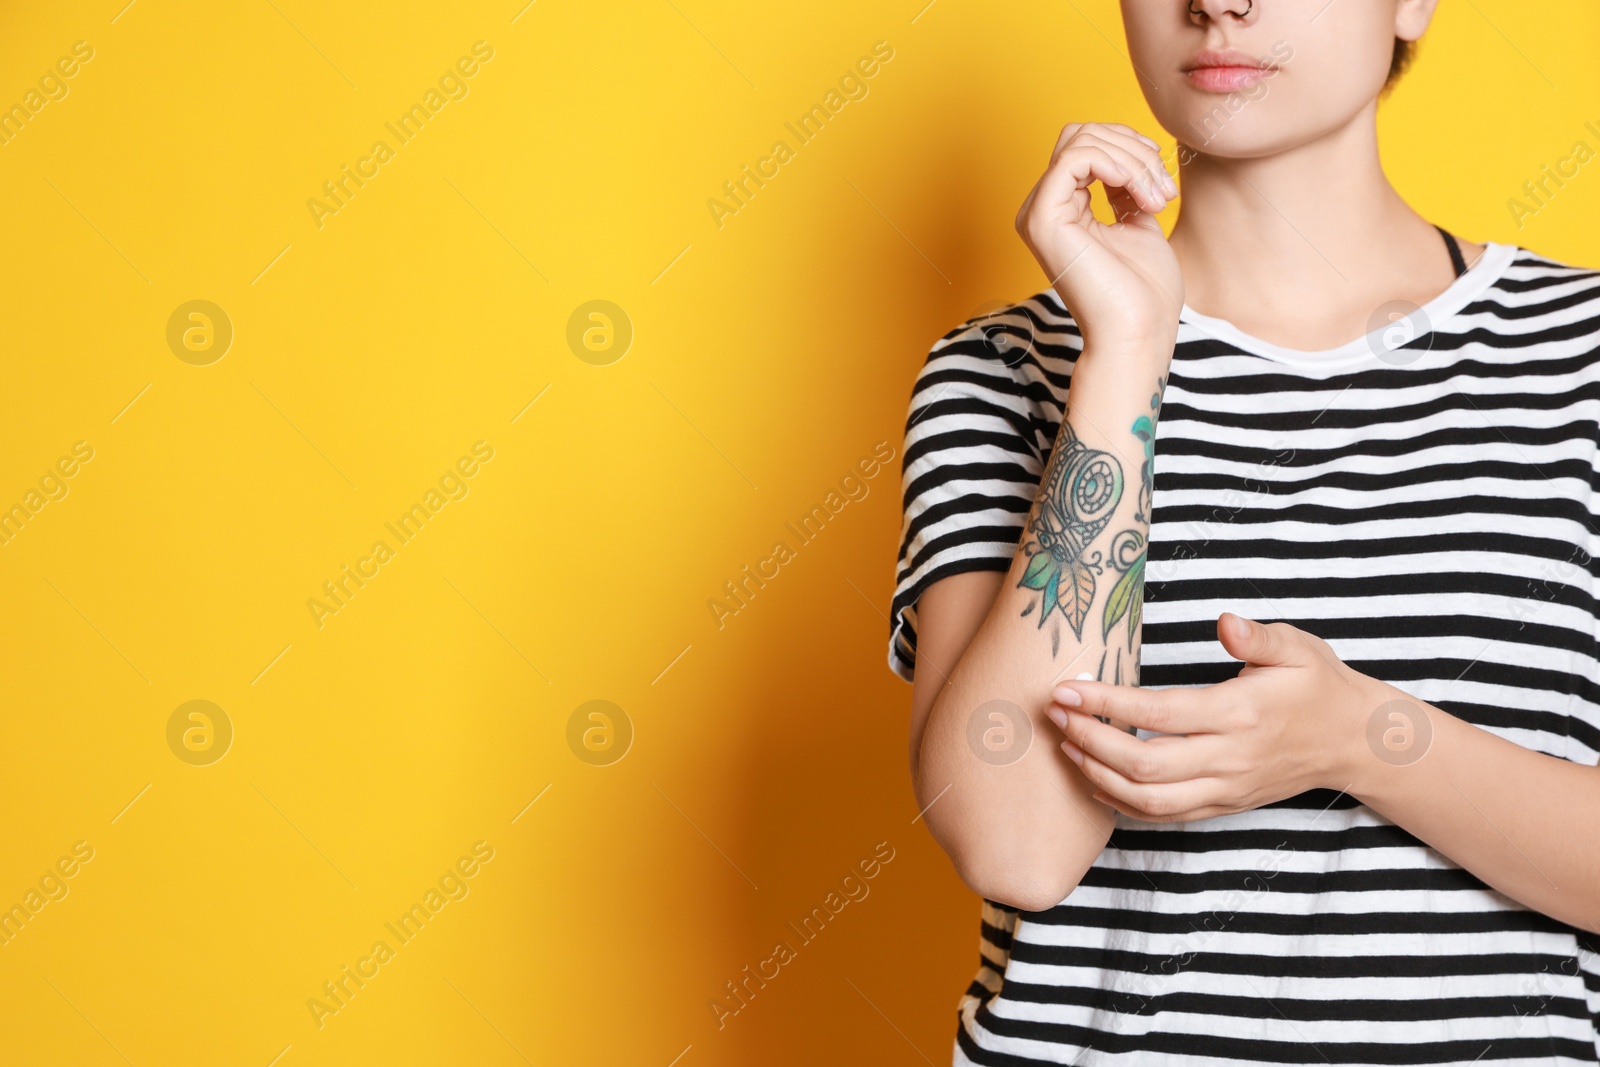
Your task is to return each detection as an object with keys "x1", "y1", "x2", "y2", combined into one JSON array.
[{"x1": 889, "y1": 241, "x2": 1600, "y2": 1065}]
